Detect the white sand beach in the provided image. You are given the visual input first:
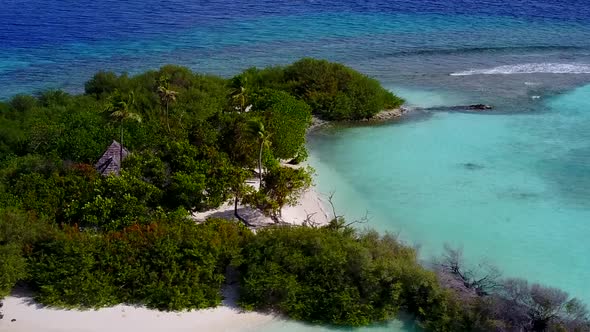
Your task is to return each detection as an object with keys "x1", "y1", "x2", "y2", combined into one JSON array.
[
  {"x1": 0, "y1": 187, "x2": 331, "y2": 332},
  {"x1": 192, "y1": 185, "x2": 332, "y2": 229},
  {"x1": 0, "y1": 295, "x2": 276, "y2": 332}
]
